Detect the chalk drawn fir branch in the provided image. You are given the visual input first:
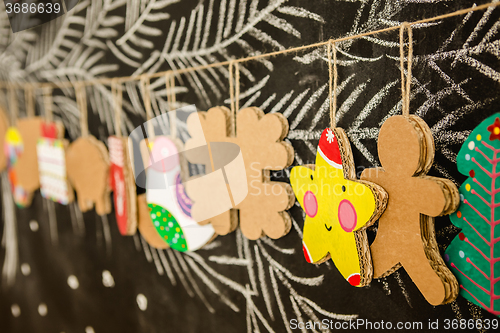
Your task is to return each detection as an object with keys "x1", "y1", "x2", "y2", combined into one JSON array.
[
  {"x1": 282, "y1": 2, "x2": 500, "y2": 323},
  {"x1": 0, "y1": 0, "x2": 499, "y2": 329},
  {"x1": 0, "y1": 2, "x2": 12, "y2": 54},
  {"x1": 135, "y1": 226, "x2": 358, "y2": 332},
  {"x1": 136, "y1": 0, "x2": 324, "y2": 107},
  {"x1": 117, "y1": 0, "x2": 178, "y2": 51},
  {"x1": 25, "y1": 1, "x2": 90, "y2": 74}
]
